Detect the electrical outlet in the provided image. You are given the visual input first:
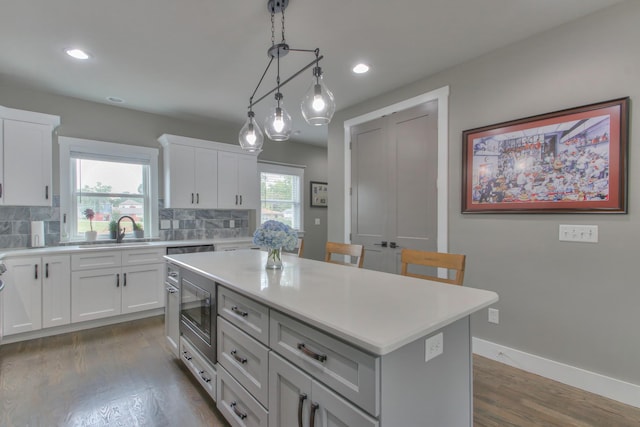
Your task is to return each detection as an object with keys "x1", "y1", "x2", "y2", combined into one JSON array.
[
  {"x1": 488, "y1": 308, "x2": 499, "y2": 324},
  {"x1": 160, "y1": 220, "x2": 171, "y2": 230},
  {"x1": 172, "y1": 220, "x2": 180, "y2": 229},
  {"x1": 229, "y1": 220, "x2": 235, "y2": 228},
  {"x1": 559, "y1": 224, "x2": 598, "y2": 243},
  {"x1": 315, "y1": 218, "x2": 321, "y2": 225},
  {"x1": 425, "y1": 332, "x2": 443, "y2": 362}
]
